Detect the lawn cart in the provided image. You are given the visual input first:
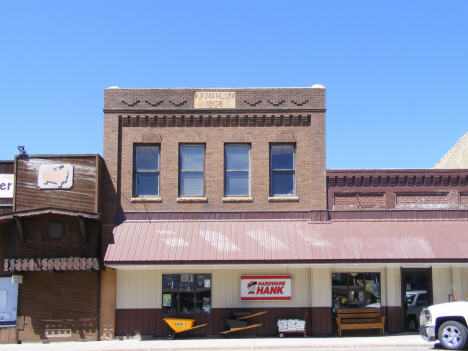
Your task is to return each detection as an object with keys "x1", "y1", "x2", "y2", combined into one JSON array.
[
  {"x1": 163, "y1": 318, "x2": 208, "y2": 340},
  {"x1": 220, "y1": 311, "x2": 267, "y2": 337}
]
